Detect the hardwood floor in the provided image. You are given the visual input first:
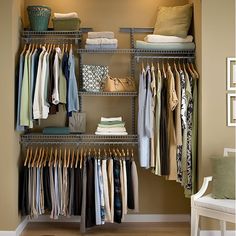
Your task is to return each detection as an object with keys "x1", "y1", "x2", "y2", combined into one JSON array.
[{"x1": 21, "y1": 222, "x2": 190, "y2": 236}]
